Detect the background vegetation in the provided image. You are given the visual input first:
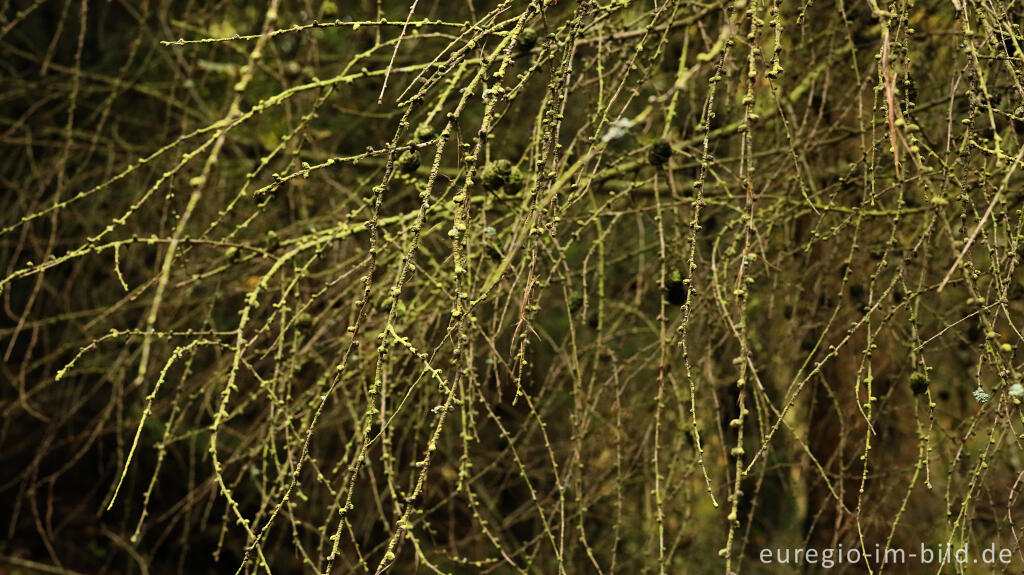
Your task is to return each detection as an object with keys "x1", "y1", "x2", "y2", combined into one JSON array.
[{"x1": 3, "y1": 0, "x2": 1024, "y2": 573}]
